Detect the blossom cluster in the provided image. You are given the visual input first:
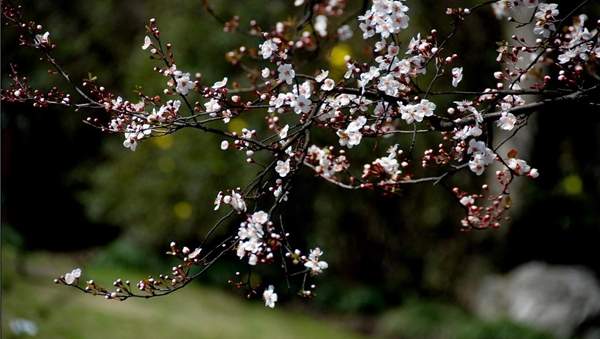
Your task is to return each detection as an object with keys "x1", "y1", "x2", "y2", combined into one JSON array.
[
  {"x1": 359, "y1": 0, "x2": 410, "y2": 39},
  {"x1": 3, "y1": 0, "x2": 599, "y2": 308}
]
